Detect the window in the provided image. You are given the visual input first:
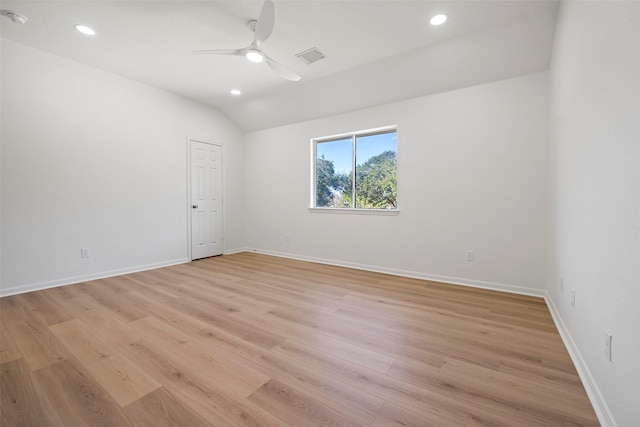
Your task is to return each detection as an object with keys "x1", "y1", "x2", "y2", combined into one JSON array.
[{"x1": 312, "y1": 127, "x2": 397, "y2": 211}]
